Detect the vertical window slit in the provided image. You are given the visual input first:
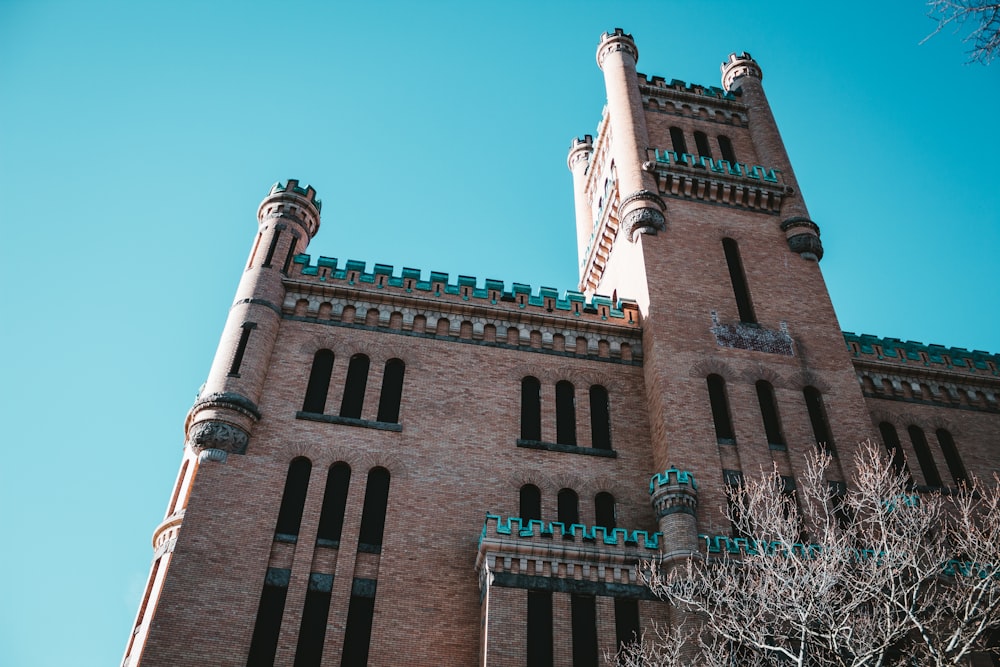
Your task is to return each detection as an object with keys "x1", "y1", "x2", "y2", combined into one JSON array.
[
  {"x1": 274, "y1": 458, "x2": 311, "y2": 542},
  {"x1": 262, "y1": 231, "x2": 281, "y2": 268},
  {"x1": 376, "y1": 359, "x2": 405, "y2": 423},
  {"x1": 936, "y1": 428, "x2": 968, "y2": 487},
  {"x1": 589, "y1": 385, "x2": 612, "y2": 450},
  {"x1": 520, "y1": 377, "x2": 542, "y2": 441},
  {"x1": 556, "y1": 381, "x2": 577, "y2": 445},
  {"x1": 595, "y1": 492, "x2": 616, "y2": 530},
  {"x1": 526, "y1": 590, "x2": 553, "y2": 667},
  {"x1": 571, "y1": 594, "x2": 598, "y2": 667},
  {"x1": 340, "y1": 579, "x2": 377, "y2": 667},
  {"x1": 357, "y1": 467, "x2": 390, "y2": 553},
  {"x1": 723, "y1": 238, "x2": 756, "y2": 324},
  {"x1": 557, "y1": 488, "x2": 579, "y2": 527},
  {"x1": 246, "y1": 568, "x2": 291, "y2": 667},
  {"x1": 879, "y1": 422, "x2": 912, "y2": 483},
  {"x1": 316, "y1": 463, "x2": 350, "y2": 547},
  {"x1": 229, "y1": 322, "x2": 257, "y2": 376},
  {"x1": 707, "y1": 375, "x2": 735, "y2": 444},
  {"x1": 293, "y1": 573, "x2": 334, "y2": 667},
  {"x1": 718, "y1": 135, "x2": 737, "y2": 163},
  {"x1": 340, "y1": 354, "x2": 370, "y2": 419},
  {"x1": 755, "y1": 381, "x2": 784, "y2": 448},
  {"x1": 520, "y1": 484, "x2": 541, "y2": 522},
  {"x1": 803, "y1": 386, "x2": 835, "y2": 455},
  {"x1": 614, "y1": 598, "x2": 641, "y2": 662},
  {"x1": 908, "y1": 425, "x2": 942, "y2": 488},
  {"x1": 302, "y1": 350, "x2": 334, "y2": 413}
]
